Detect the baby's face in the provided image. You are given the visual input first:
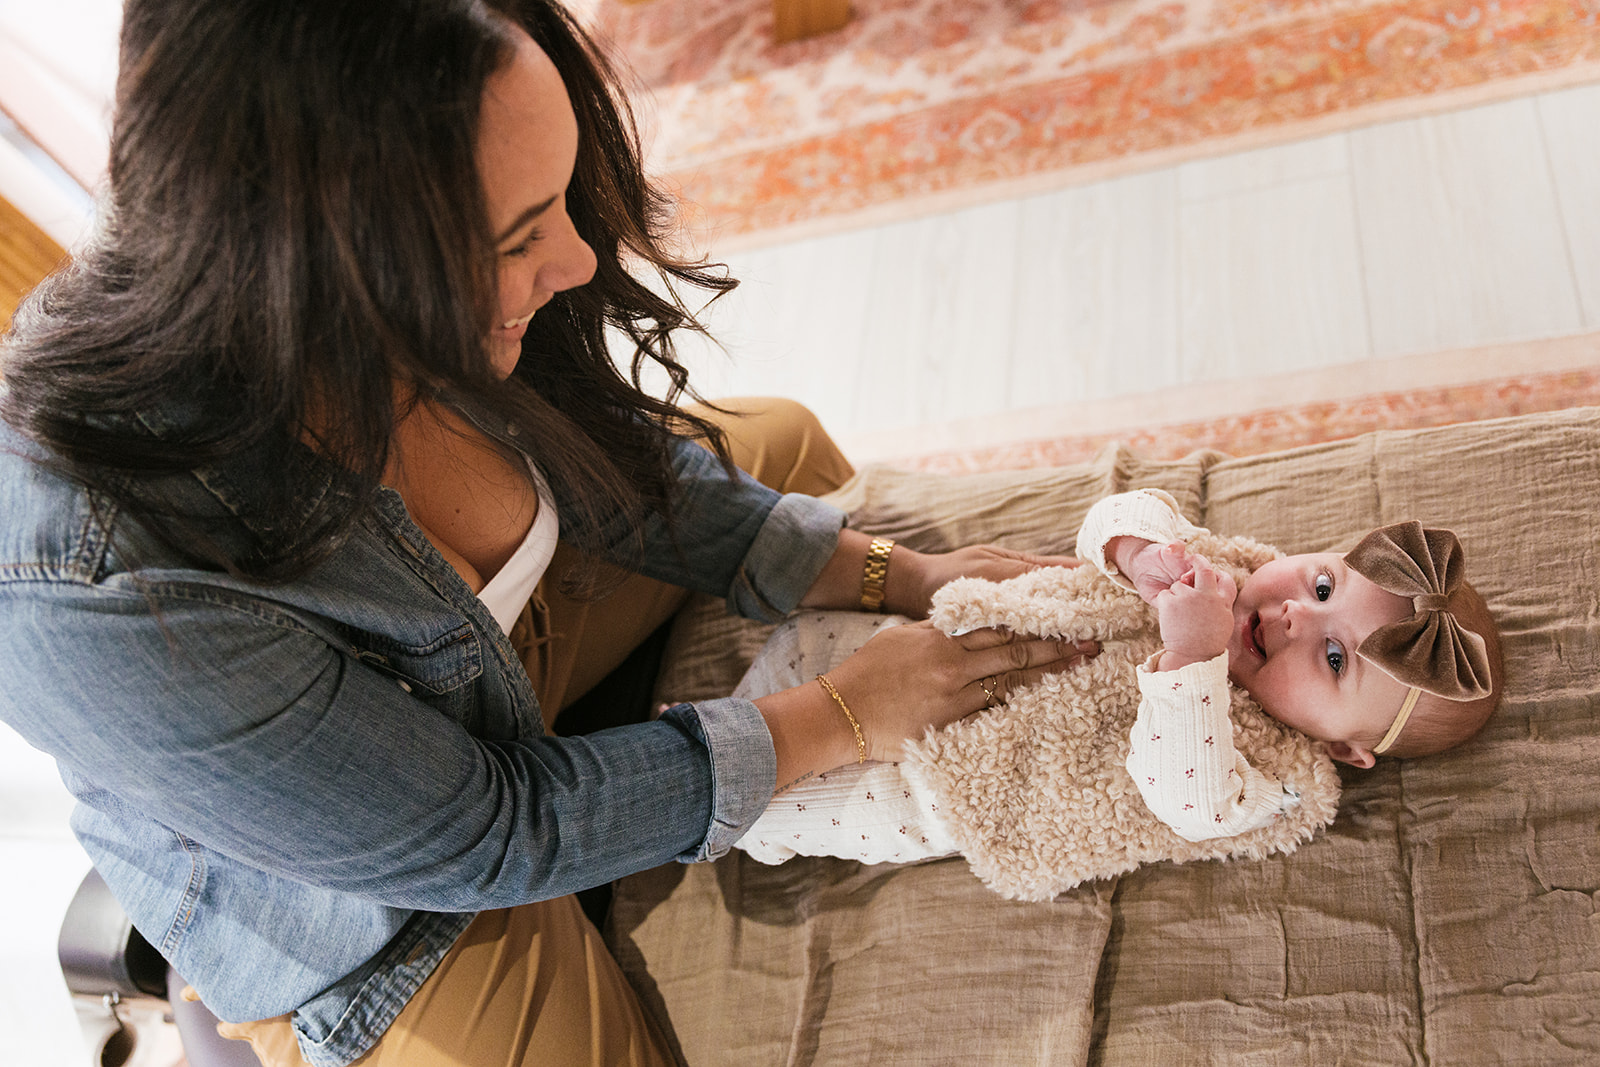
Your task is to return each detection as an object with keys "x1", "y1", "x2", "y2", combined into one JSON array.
[{"x1": 1226, "y1": 551, "x2": 1413, "y2": 766}]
